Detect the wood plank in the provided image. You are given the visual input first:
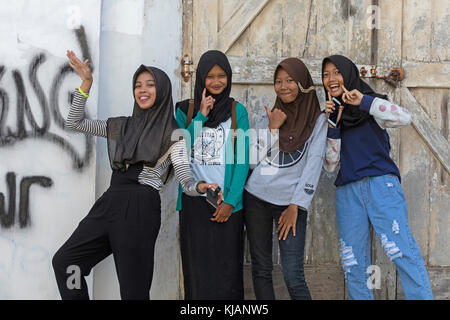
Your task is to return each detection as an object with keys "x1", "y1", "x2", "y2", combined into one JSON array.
[
  {"x1": 402, "y1": 61, "x2": 450, "y2": 88},
  {"x1": 398, "y1": 125, "x2": 432, "y2": 262},
  {"x1": 402, "y1": 0, "x2": 433, "y2": 61},
  {"x1": 431, "y1": 0, "x2": 450, "y2": 61},
  {"x1": 397, "y1": 89, "x2": 435, "y2": 275},
  {"x1": 228, "y1": 56, "x2": 324, "y2": 84},
  {"x1": 241, "y1": 84, "x2": 276, "y2": 126},
  {"x1": 347, "y1": 0, "x2": 372, "y2": 64},
  {"x1": 429, "y1": 167, "x2": 450, "y2": 266},
  {"x1": 308, "y1": 170, "x2": 341, "y2": 265},
  {"x1": 281, "y1": 0, "x2": 311, "y2": 57},
  {"x1": 378, "y1": 0, "x2": 402, "y2": 66},
  {"x1": 302, "y1": 0, "x2": 348, "y2": 58},
  {"x1": 227, "y1": 57, "x2": 449, "y2": 88},
  {"x1": 241, "y1": 0, "x2": 284, "y2": 58},
  {"x1": 428, "y1": 267, "x2": 450, "y2": 300},
  {"x1": 230, "y1": 84, "x2": 249, "y2": 113},
  {"x1": 400, "y1": 87, "x2": 450, "y2": 173},
  {"x1": 410, "y1": 88, "x2": 450, "y2": 267},
  {"x1": 192, "y1": 0, "x2": 219, "y2": 62},
  {"x1": 215, "y1": 0, "x2": 271, "y2": 53},
  {"x1": 304, "y1": 265, "x2": 345, "y2": 300},
  {"x1": 244, "y1": 264, "x2": 345, "y2": 300},
  {"x1": 219, "y1": 0, "x2": 241, "y2": 29}
]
